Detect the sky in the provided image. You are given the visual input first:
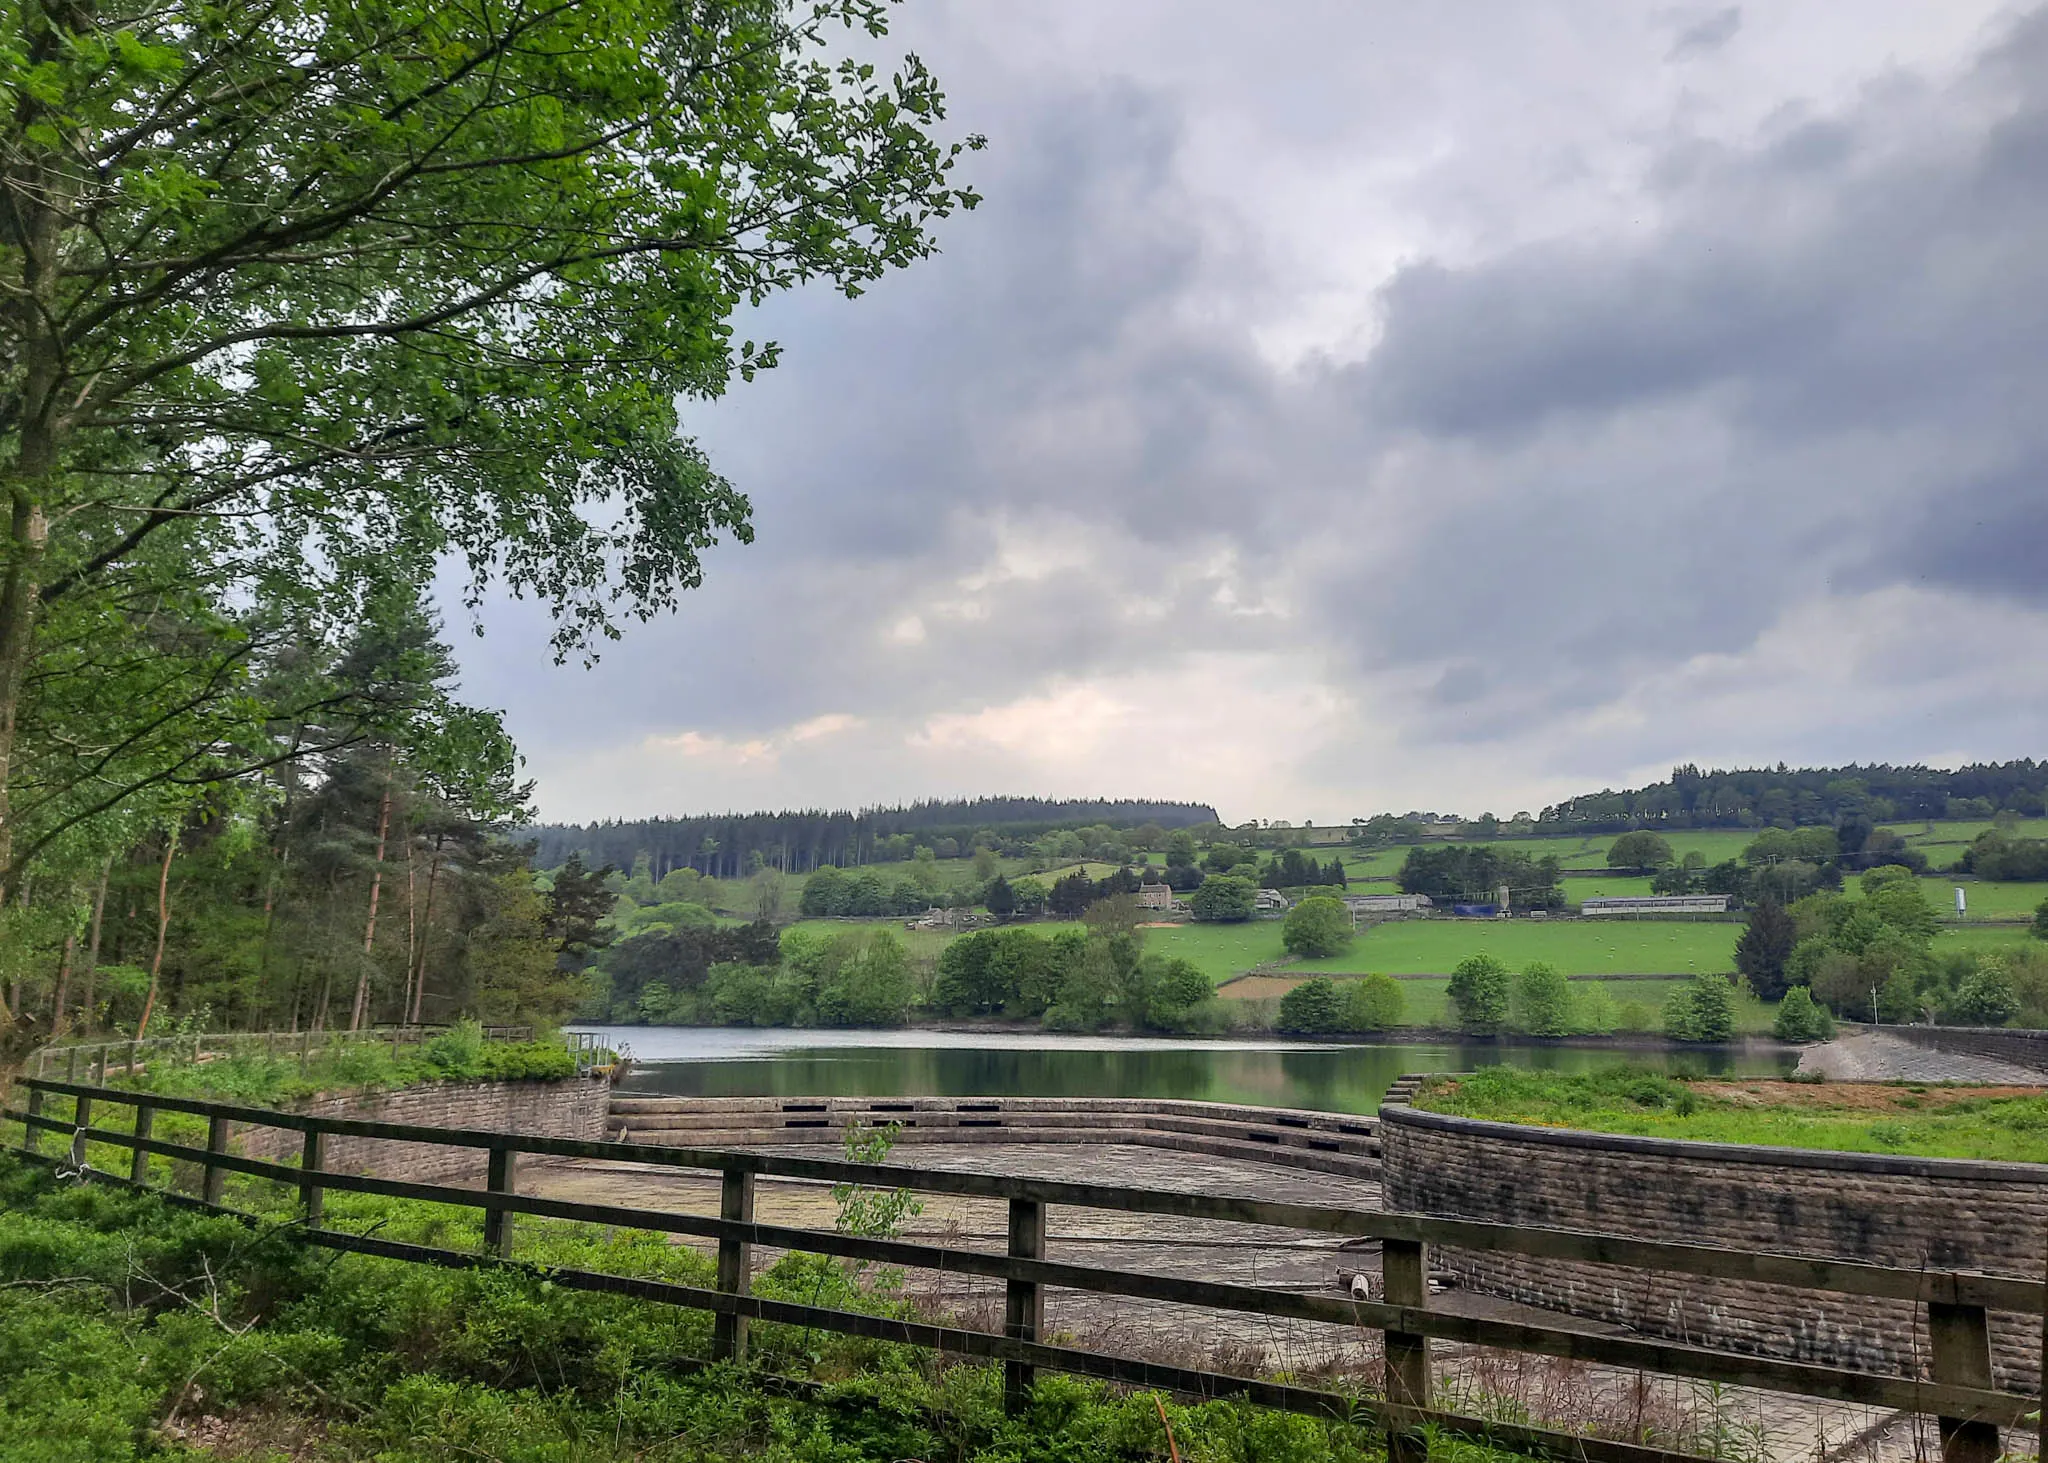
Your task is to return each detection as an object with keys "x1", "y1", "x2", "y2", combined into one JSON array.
[{"x1": 455, "y1": 1, "x2": 2048, "y2": 828}]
